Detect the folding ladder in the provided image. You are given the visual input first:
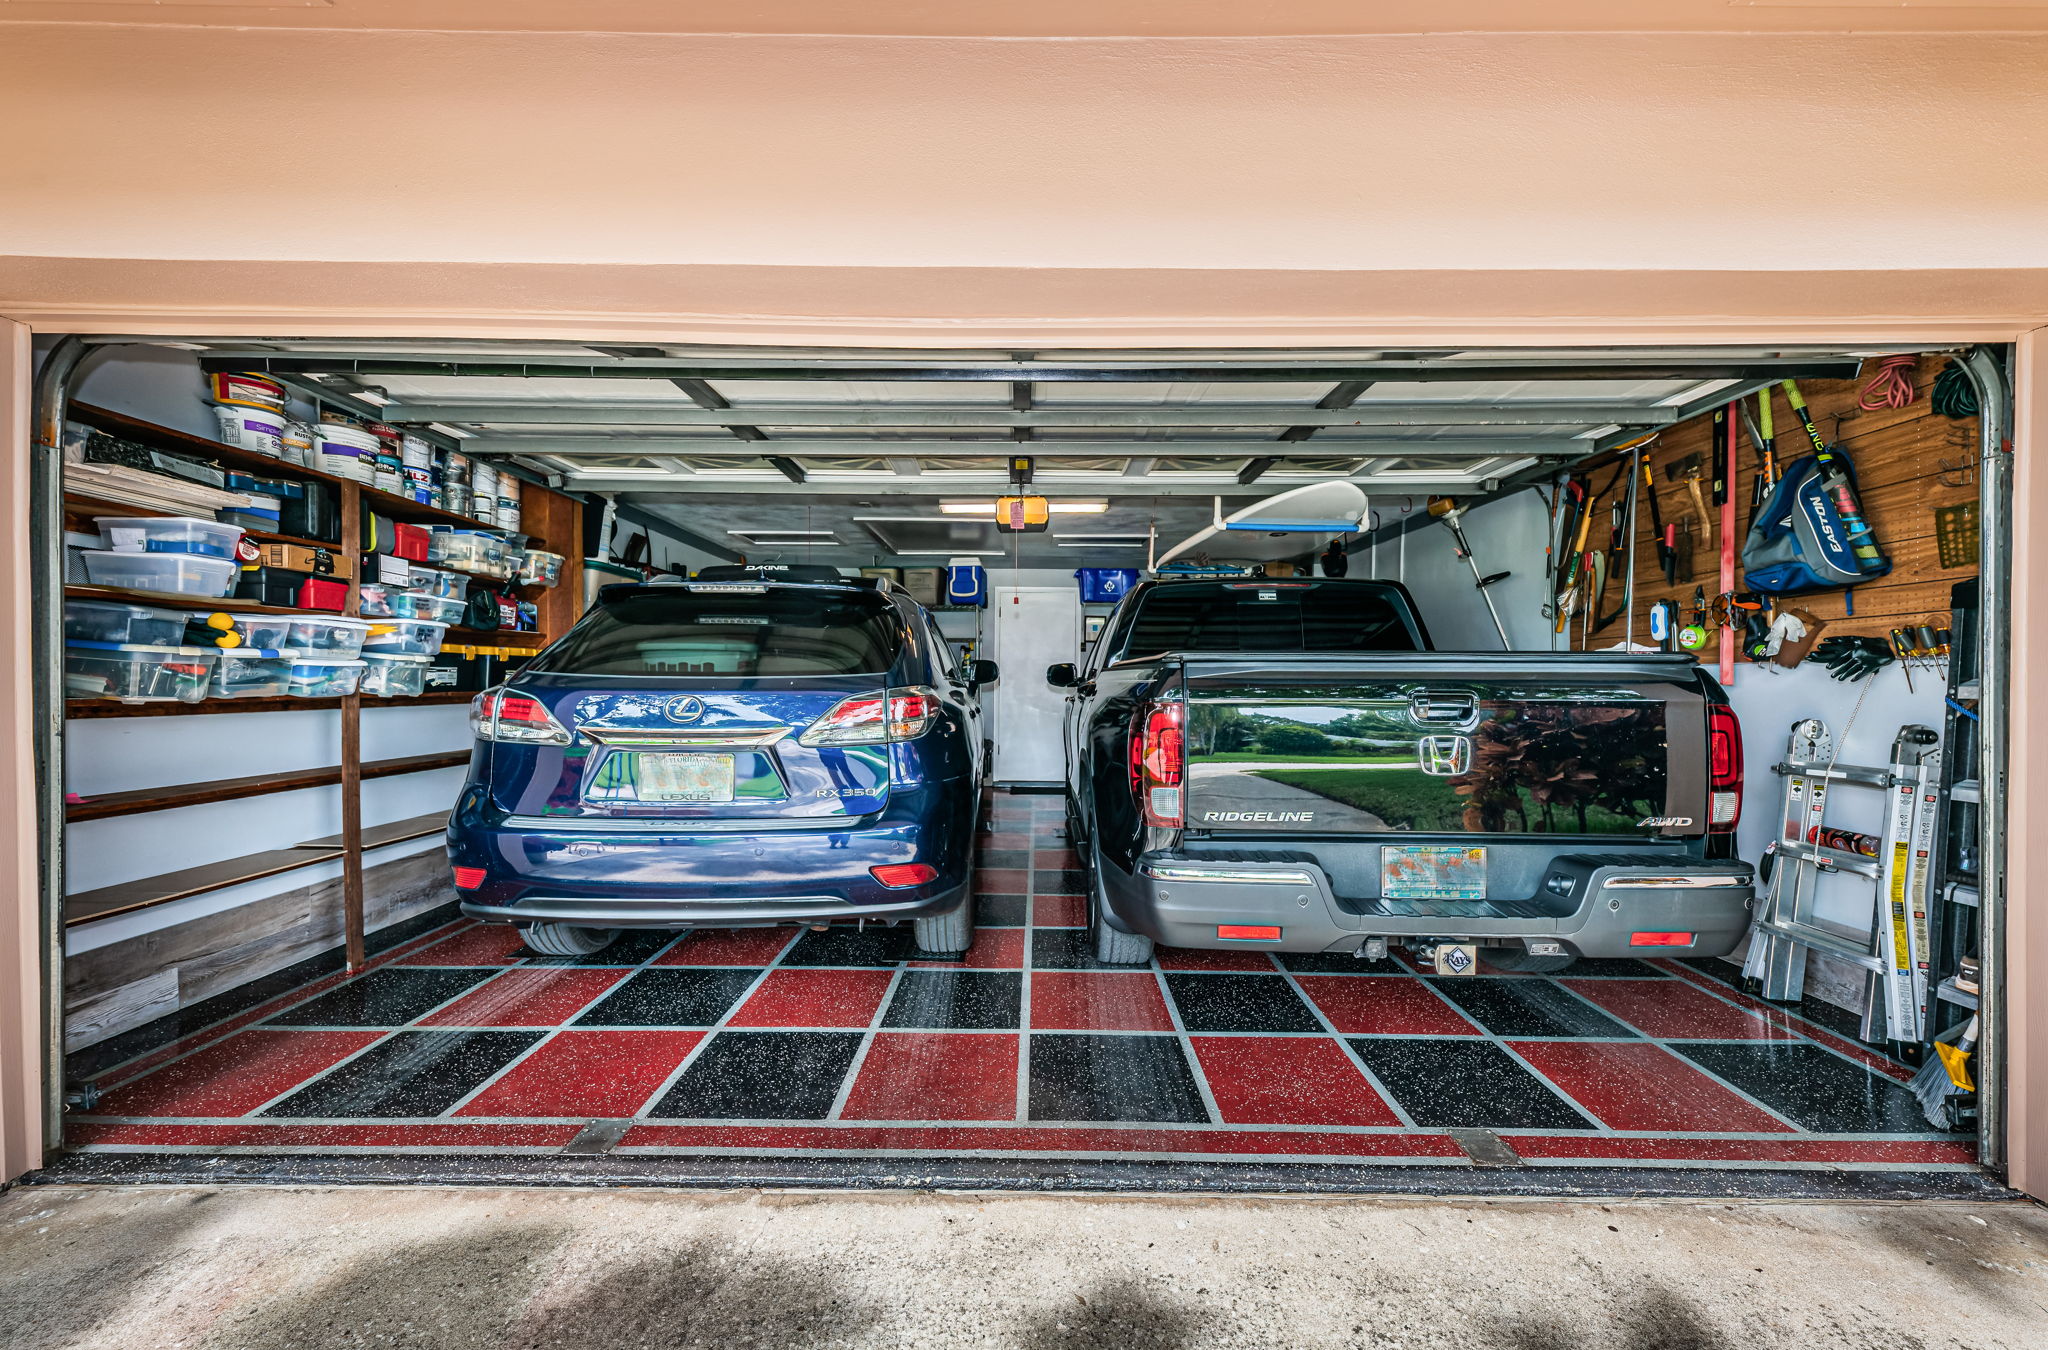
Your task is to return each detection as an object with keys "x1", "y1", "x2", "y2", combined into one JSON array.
[{"x1": 1742, "y1": 719, "x2": 1941, "y2": 1045}]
